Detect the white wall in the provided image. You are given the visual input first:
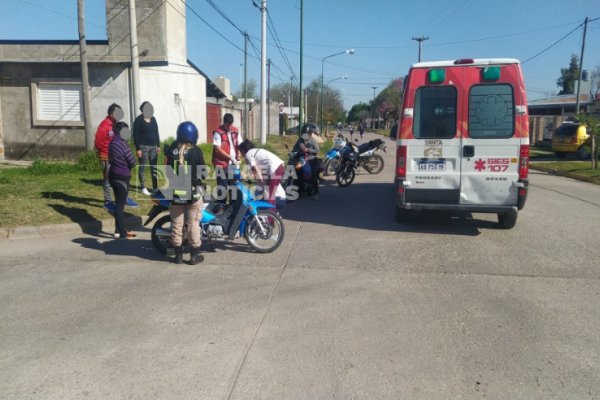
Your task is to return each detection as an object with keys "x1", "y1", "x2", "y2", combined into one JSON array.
[{"x1": 139, "y1": 63, "x2": 207, "y2": 143}]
